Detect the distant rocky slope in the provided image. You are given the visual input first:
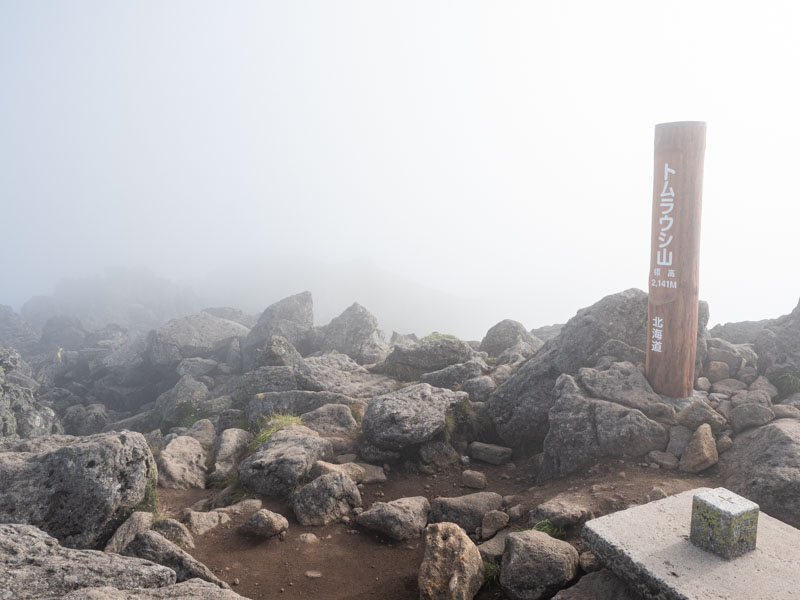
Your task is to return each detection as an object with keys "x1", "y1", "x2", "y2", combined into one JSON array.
[{"x1": 2, "y1": 288, "x2": 800, "y2": 598}]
